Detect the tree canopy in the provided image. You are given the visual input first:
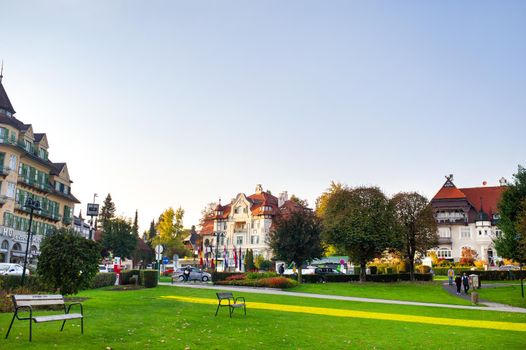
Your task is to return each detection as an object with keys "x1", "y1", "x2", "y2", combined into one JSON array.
[
  {"x1": 153, "y1": 207, "x2": 191, "y2": 258},
  {"x1": 269, "y1": 208, "x2": 323, "y2": 283},
  {"x1": 37, "y1": 229, "x2": 101, "y2": 295},
  {"x1": 99, "y1": 193, "x2": 116, "y2": 228},
  {"x1": 101, "y1": 217, "x2": 137, "y2": 259},
  {"x1": 495, "y1": 165, "x2": 526, "y2": 263},
  {"x1": 391, "y1": 192, "x2": 438, "y2": 280},
  {"x1": 322, "y1": 186, "x2": 400, "y2": 281}
]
